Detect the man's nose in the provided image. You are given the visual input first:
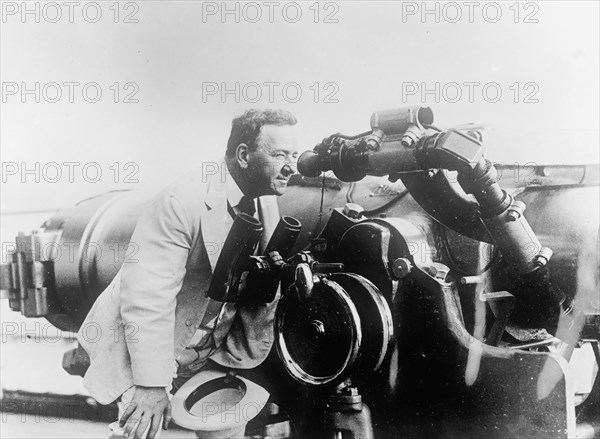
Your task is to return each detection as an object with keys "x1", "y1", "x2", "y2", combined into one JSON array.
[{"x1": 281, "y1": 160, "x2": 297, "y2": 177}]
